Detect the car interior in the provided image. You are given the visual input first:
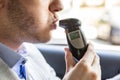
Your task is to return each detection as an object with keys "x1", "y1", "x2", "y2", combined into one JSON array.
[
  {"x1": 38, "y1": 1, "x2": 120, "y2": 79},
  {"x1": 0, "y1": 0, "x2": 120, "y2": 80},
  {"x1": 36, "y1": 43, "x2": 120, "y2": 80}
]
